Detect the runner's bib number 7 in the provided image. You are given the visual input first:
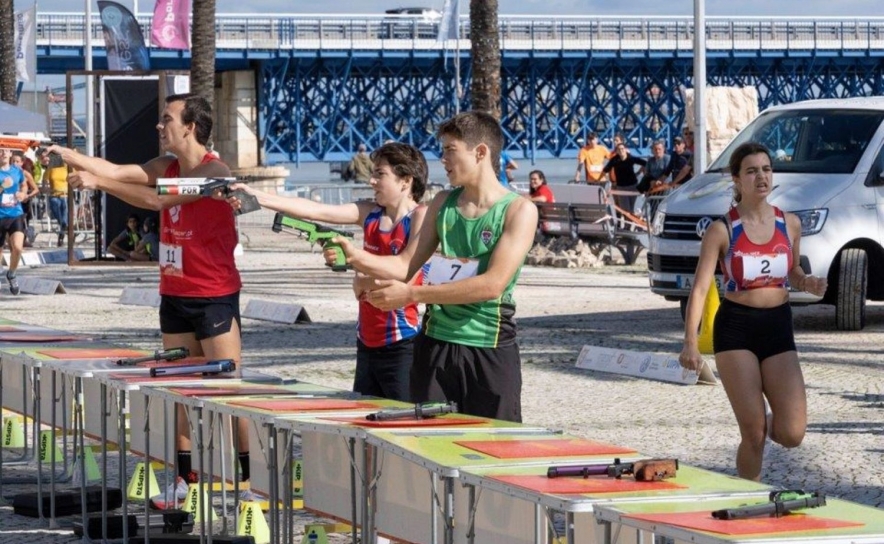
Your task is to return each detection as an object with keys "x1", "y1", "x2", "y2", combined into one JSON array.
[{"x1": 425, "y1": 254, "x2": 479, "y2": 285}]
